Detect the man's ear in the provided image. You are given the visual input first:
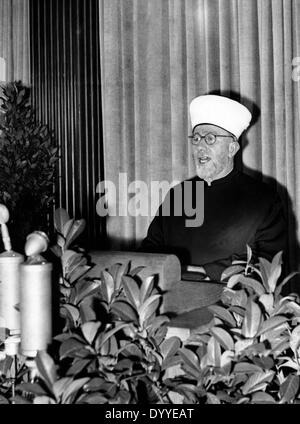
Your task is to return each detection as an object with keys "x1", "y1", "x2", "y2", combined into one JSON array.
[{"x1": 228, "y1": 141, "x2": 240, "y2": 158}]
